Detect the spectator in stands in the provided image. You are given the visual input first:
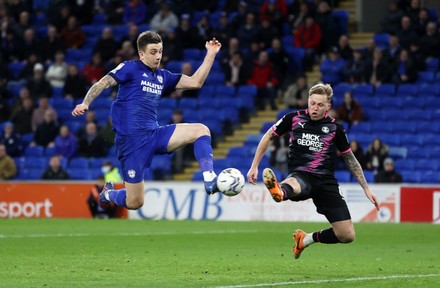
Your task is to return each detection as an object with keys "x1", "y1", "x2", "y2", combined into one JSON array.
[
  {"x1": 150, "y1": 3, "x2": 179, "y2": 35},
  {"x1": 19, "y1": 53, "x2": 39, "y2": 80},
  {"x1": 294, "y1": 16, "x2": 322, "y2": 71},
  {"x1": 0, "y1": 122, "x2": 23, "y2": 157},
  {"x1": 54, "y1": 125, "x2": 77, "y2": 160},
  {"x1": 70, "y1": 0, "x2": 95, "y2": 25},
  {"x1": 119, "y1": 24, "x2": 139, "y2": 54},
  {"x1": 10, "y1": 87, "x2": 31, "y2": 115},
  {"x1": 87, "y1": 175, "x2": 118, "y2": 218},
  {"x1": 230, "y1": 1, "x2": 249, "y2": 31},
  {"x1": 161, "y1": 29, "x2": 183, "y2": 64},
  {"x1": 396, "y1": 16, "x2": 417, "y2": 49},
  {"x1": 288, "y1": 1, "x2": 311, "y2": 32},
  {"x1": 195, "y1": 14, "x2": 214, "y2": 46},
  {"x1": 236, "y1": 13, "x2": 259, "y2": 50},
  {"x1": 0, "y1": 83, "x2": 11, "y2": 123},
  {"x1": 257, "y1": 18, "x2": 280, "y2": 50},
  {"x1": 409, "y1": 40, "x2": 425, "y2": 71},
  {"x1": 224, "y1": 51, "x2": 249, "y2": 87},
  {"x1": 343, "y1": 49, "x2": 365, "y2": 83},
  {"x1": 247, "y1": 50, "x2": 279, "y2": 111},
  {"x1": 366, "y1": 138, "x2": 389, "y2": 173},
  {"x1": 259, "y1": 0, "x2": 287, "y2": 34},
  {"x1": 59, "y1": 16, "x2": 86, "y2": 49},
  {"x1": 175, "y1": 14, "x2": 200, "y2": 49},
  {"x1": 220, "y1": 37, "x2": 241, "y2": 73},
  {"x1": 45, "y1": 51, "x2": 69, "y2": 88},
  {"x1": 391, "y1": 49, "x2": 417, "y2": 85},
  {"x1": 63, "y1": 64, "x2": 88, "y2": 100},
  {"x1": 123, "y1": 0, "x2": 147, "y2": 25},
  {"x1": 10, "y1": 97, "x2": 34, "y2": 135},
  {"x1": 10, "y1": 10, "x2": 31, "y2": 39},
  {"x1": 41, "y1": 25, "x2": 64, "y2": 64},
  {"x1": 31, "y1": 109, "x2": 60, "y2": 148},
  {"x1": 320, "y1": 46, "x2": 346, "y2": 85},
  {"x1": 93, "y1": 27, "x2": 120, "y2": 63},
  {"x1": 168, "y1": 109, "x2": 193, "y2": 173},
  {"x1": 20, "y1": 28, "x2": 43, "y2": 61},
  {"x1": 101, "y1": 0, "x2": 124, "y2": 25},
  {"x1": 337, "y1": 35, "x2": 353, "y2": 61},
  {"x1": 383, "y1": 34, "x2": 401, "y2": 66},
  {"x1": 405, "y1": 0, "x2": 421, "y2": 26},
  {"x1": 77, "y1": 122, "x2": 107, "y2": 158},
  {"x1": 170, "y1": 62, "x2": 198, "y2": 98},
  {"x1": 350, "y1": 140, "x2": 367, "y2": 170},
  {"x1": 82, "y1": 53, "x2": 105, "y2": 85},
  {"x1": 379, "y1": 0, "x2": 404, "y2": 34},
  {"x1": 41, "y1": 155, "x2": 69, "y2": 180},
  {"x1": 315, "y1": 1, "x2": 338, "y2": 53},
  {"x1": 0, "y1": 144, "x2": 17, "y2": 180},
  {"x1": 419, "y1": 22, "x2": 440, "y2": 59},
  {"x1": 414, "y1": 8, "x2": 430, "y2": 36},
  {"x1": 213, "y1": 12, "x2": 234, "y2": 45},
  {"x1": 76, "y1": 110, "x2": 100, "y2": 140},
  {"x1": 101, "y1": 161, "x2": 123, "y2": 183},
  {"x1": 32, "y1": 96, "x2": 57, "y2": 131},
  {"x1": 362, "y1": 38, "x2": 376, "y2": 63},
  {"x1": 48, "y1": 4, "x2": 71, "y2": 31},
  {"x1": 375, "y1": 157, "x2": 403, "y2": 183},
  {"x1": 26, "y1": 63, "x2": 53, "y2": 99},
  {"x1": 99, "y1": 116, "x2": 116, "y2": 149},
  {"x1": 337, "y1": 92, "x2": 363, "y2": 127},
  {"x1": 117, "y1": 40, "x2": 138, "y2": 62},
  {"x1": 269, "y1": 132, "x2": 289, "y2": 175},
  {"x1": 364, "y1": 48, "x2": 389, "y2": 88},
  {"x1": 283, "y1": 74, "x2": 310, "y2": 109},
  {"x1": 1, "y1": 28, "x2": 22, "y2": 62}
]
